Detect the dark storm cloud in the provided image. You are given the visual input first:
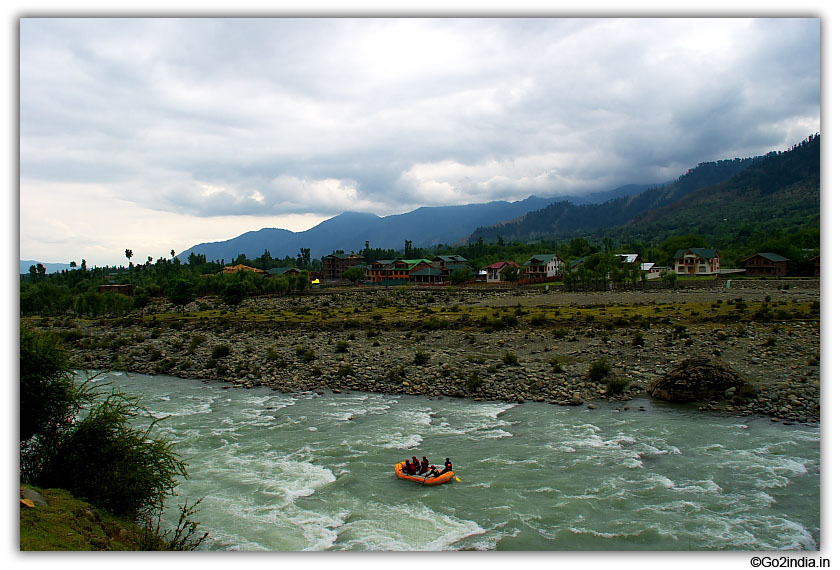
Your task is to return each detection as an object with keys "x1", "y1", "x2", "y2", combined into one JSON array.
[{"x1": 21, "y1": 18, "x2": 820, "y2": 221}]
